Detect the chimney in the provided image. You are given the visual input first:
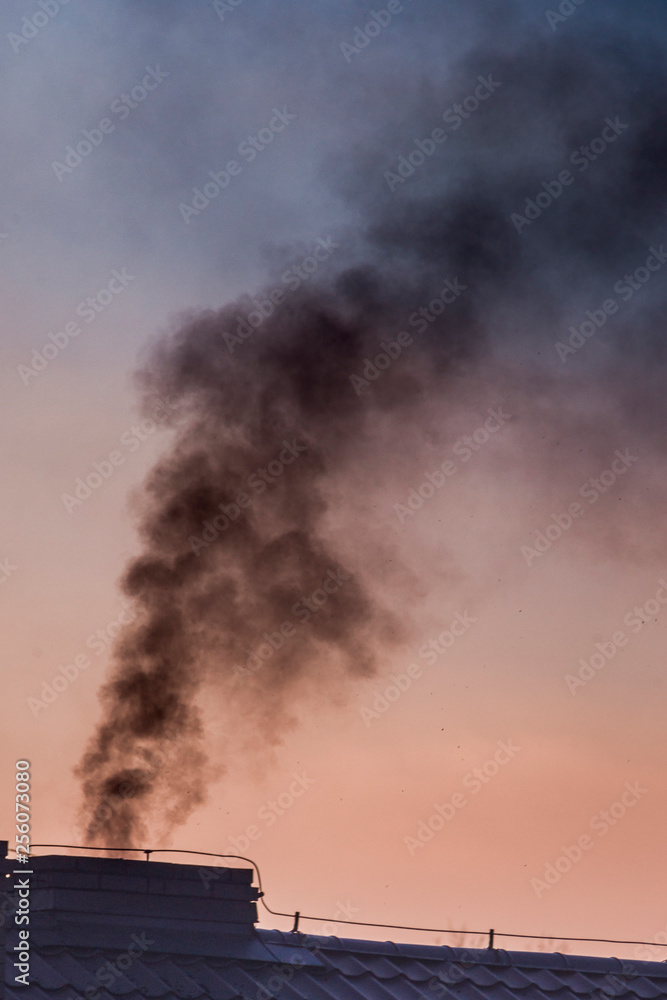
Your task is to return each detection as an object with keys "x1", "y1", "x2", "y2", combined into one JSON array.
[{"x1": 0, "y1": 853, "x2": 260, "y2": 959}]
